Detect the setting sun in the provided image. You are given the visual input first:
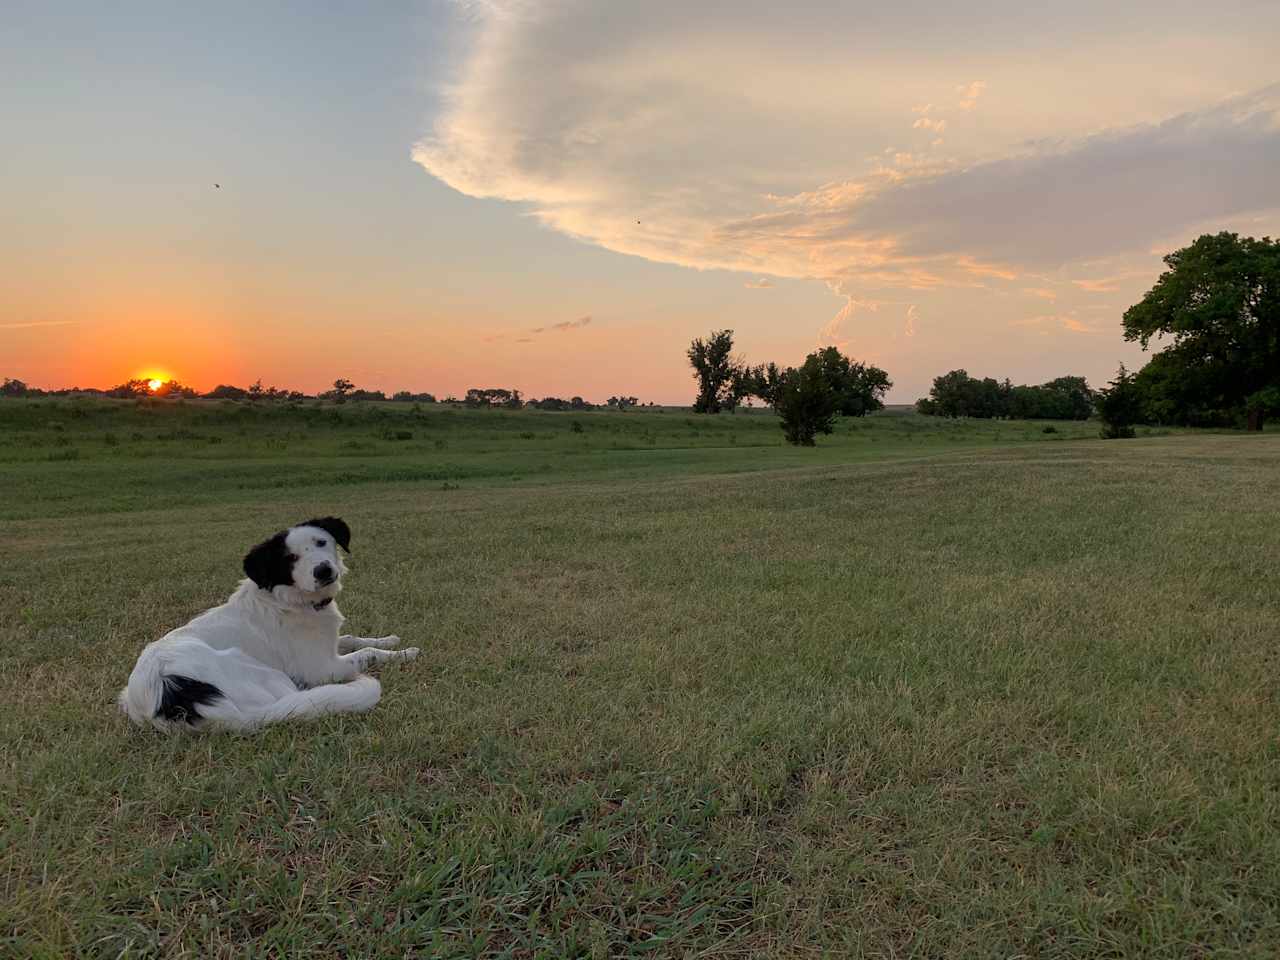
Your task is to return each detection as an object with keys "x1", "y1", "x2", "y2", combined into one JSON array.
[{"x1": 147, "y1": 378, "x2": 163, "y2": 392}]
